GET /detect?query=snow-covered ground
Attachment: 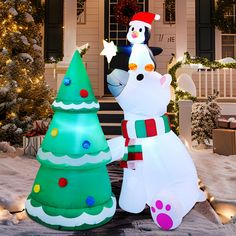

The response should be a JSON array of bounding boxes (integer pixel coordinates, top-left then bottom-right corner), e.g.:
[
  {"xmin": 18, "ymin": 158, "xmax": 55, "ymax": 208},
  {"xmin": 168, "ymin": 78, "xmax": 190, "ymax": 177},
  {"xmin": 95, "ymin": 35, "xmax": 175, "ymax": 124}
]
[
  {"xmin": 0, "ymin": 147, "xmax": 235, "ymax": 235},
  {"xmin": 190, "ymin": 147, "xmax": 236, "ymax": 224}
]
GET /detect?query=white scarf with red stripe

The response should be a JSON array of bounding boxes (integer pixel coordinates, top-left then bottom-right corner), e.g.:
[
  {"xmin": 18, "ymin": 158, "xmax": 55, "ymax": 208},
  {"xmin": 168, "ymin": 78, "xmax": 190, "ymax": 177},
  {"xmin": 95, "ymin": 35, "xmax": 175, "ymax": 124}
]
[{"xmin": 120, "ymin": 114, "xmax": 171, "ymax": 169}]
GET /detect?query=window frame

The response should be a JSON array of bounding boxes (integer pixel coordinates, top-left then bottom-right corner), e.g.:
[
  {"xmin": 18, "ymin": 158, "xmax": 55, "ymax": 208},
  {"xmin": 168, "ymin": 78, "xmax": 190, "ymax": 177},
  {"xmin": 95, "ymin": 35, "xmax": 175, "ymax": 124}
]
[{"xmin": 221, "ymin": 33, "xmax": 236, "ymax": 59}]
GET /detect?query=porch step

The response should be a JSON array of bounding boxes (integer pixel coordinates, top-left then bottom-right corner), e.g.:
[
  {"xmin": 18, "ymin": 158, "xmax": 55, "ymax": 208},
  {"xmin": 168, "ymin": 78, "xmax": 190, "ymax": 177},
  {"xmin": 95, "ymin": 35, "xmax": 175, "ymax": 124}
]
[
  {"xmin": 99, "ymin": 98, "xmax": 122, "ymax": 111},
  {"xmin": 98, "ymin": 98, "xmax": 123, "ymax": 139}
]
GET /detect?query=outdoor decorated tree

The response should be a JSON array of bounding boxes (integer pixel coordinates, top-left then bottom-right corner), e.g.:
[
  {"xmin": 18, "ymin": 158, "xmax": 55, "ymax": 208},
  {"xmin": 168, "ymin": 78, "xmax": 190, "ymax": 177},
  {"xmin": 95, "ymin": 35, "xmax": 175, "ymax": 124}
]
[
  {"xmin": 192, "ymin": 92, "xmax": 221, "ymax": 147},
  {"xmin": 0, "ymin": 0, "xmax": 53, "ymax": 145},
  {"xmin": 25, "ymin": 51, "xmax": 116, "ymax": 230}
]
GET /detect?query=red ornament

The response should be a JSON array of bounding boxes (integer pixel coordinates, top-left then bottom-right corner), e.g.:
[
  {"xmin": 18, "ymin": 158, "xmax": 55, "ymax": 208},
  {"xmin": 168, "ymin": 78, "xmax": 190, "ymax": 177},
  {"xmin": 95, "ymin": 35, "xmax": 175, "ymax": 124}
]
[
  {"xmin": 58, "ymin": 178, "xmax": 68, "ymax": 187},
  {"xmin": 80, "ymin": 89, "xmax": 89, "ymax": 98}
]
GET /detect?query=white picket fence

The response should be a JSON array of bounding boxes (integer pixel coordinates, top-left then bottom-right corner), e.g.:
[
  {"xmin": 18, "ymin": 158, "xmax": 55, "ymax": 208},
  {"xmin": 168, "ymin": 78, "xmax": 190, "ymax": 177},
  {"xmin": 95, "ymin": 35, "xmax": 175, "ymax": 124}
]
[{"xmin": 192, "ymin": 68, "xmax": 236, "ymax": 100}]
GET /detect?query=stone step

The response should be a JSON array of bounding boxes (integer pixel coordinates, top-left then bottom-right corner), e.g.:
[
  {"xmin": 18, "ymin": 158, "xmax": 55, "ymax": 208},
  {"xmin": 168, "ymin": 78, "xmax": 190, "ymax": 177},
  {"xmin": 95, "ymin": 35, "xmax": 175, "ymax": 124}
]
[
  {"xmin": 98, "ymin": 113, "xmax": 124, "ymax": 124},
  {"xmin": 102, "ymin": 124, "xmax": 122, "ymax": 136},
  {"xmin": 98, "ymin": 98, "xmax": 122, "ymax": 111}
]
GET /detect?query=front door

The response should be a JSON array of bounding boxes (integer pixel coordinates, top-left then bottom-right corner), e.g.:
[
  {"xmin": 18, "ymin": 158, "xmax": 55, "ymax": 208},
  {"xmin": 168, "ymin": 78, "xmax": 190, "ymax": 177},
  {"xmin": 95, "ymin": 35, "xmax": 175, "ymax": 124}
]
[{"xmin": 104, "ymin": 0, "xmax": 148, "ymax": 95}]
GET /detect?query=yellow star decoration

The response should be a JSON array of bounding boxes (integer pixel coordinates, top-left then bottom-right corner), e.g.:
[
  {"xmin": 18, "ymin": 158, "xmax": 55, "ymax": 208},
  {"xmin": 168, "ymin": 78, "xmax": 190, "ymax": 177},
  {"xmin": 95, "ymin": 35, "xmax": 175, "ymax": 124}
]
[{"xmin": 100, "ymin": 40, "xmax": 117, "ymax": 63}]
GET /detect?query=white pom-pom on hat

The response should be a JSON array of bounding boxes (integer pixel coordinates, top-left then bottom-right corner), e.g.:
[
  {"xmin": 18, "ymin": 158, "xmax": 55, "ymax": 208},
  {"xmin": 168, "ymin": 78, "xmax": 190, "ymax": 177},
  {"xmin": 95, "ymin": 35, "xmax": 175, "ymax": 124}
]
[{"xmin": 155, "ymin": 14, "xmax": 161, "ymax": 21}]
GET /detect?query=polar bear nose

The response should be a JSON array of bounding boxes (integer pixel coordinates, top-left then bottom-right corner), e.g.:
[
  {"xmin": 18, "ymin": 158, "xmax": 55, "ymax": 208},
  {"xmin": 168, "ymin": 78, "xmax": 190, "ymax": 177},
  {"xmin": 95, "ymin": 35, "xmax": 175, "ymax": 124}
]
[{"xmin": 136, "ymin": 74, "xmax": 144, "ymax": 81}]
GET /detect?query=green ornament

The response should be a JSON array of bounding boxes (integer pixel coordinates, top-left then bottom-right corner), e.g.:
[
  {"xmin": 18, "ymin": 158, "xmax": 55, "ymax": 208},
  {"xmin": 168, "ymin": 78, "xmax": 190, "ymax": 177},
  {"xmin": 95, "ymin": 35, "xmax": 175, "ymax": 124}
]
[{"xmin": 25, "ymin": 50, "xmax": 116, "ymax": 230}]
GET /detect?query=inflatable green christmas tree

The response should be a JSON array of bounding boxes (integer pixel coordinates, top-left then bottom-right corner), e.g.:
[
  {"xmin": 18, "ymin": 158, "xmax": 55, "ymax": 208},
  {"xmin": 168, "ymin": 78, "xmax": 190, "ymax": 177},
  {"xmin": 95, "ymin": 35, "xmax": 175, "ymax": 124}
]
[{"xmin": 25, "ymin": 51, "xmax": 116, "ymax": 230}]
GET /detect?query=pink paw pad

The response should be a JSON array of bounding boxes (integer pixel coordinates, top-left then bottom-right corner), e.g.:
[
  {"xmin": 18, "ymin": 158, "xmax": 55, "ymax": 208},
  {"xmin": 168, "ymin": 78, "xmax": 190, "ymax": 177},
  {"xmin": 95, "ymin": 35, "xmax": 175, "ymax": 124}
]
[{"xmin": 151, "ymin": 200, "xmax": 173, "ymax": 230}]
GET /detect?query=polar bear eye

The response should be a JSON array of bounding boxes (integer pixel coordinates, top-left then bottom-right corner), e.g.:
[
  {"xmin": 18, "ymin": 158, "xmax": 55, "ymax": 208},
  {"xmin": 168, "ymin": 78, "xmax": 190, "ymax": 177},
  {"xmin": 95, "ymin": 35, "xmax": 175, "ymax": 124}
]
[
  {"xmin": 131, "ymin": 27, "xmax": 134, "ymax": 31},
  {"xmin": 139, "ymin": 28, "xmax": 142, "ymax": 32}
]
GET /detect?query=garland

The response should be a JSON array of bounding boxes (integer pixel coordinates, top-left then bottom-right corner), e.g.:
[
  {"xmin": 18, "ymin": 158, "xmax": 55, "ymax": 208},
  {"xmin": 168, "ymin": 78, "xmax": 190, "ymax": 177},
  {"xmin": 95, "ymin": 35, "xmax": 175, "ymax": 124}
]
[
  {"xmin": 213, "ymin": 0, "xmax": 236, "ymax": 33},
  {"xmin": 168, "ymin": 59, "xmax": 196, "ymax": 134},
  {"xmin": 114, "ymin": 0, "xmax": 140, "ymax": 26},
  {"xmin": 168, "ymin": 52, "xmax": 236, "ymax": 133}
]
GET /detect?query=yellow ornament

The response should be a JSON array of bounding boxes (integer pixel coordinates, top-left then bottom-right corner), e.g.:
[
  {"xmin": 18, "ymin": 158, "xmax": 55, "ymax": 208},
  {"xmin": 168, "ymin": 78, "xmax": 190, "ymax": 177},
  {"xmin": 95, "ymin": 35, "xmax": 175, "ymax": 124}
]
[
  {"xmin": 34, "ymin": 184, "xmax": 40, "ymax": 193},
  {"xmin": 51, "ymin": 128, "xmax": 59, "ymax": 137}
]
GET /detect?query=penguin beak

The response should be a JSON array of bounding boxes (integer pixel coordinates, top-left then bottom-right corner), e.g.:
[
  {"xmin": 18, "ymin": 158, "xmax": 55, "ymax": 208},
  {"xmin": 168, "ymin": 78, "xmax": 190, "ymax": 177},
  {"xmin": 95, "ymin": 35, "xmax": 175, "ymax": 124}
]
[{"xmin": 131, "ymin": 31, "xmax": 139, "ymax": 39}]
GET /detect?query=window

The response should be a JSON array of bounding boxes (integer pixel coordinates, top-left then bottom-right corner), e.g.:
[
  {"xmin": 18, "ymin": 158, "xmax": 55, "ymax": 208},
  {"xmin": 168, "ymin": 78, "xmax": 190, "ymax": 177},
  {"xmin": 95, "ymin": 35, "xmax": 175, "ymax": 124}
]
[
  {"xmin": 222, "ymin": 34, "xmax": 236, "ymax": 59},
  {"xmin": 163, "ymin": 0, "xmax": 175, "ymax": 24},
  {"xmin": 77, "ymin": 0, "xmax": 86, "ymax": 24},
  {"xmin": 44, "ymin": 0, "xmax": 63, "ymax": 61},
  {"xmin": 224, "ymin": 2, "xmax": 236, "ymax": 22},
  {"xmin": 221, "ymin": 3, "xmax": 236, "ymax": 59}
]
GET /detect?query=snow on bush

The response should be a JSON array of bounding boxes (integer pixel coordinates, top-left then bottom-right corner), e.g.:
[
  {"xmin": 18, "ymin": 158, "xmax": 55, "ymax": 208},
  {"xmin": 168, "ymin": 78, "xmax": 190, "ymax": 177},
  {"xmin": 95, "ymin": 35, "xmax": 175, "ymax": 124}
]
[
  {"xmin": 0, "ymin": 142, "xmax": 16, "ymax": 153},
  {"xmin": 192, "ymin": 92, "xmax": 221, "ymax": 147}
]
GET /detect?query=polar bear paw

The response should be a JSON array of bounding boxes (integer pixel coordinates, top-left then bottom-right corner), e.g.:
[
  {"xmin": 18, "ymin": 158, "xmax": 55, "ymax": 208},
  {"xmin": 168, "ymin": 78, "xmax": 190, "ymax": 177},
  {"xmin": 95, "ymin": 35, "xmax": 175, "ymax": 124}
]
[{"xmin": 150, "ymin": 199, "xmax": 182, "ymax": 230}]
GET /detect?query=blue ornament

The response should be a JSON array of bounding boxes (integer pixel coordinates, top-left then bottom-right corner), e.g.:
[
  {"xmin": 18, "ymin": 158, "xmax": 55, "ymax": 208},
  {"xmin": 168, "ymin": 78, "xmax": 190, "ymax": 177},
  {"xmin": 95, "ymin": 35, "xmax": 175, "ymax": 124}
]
[
  {"xmin": 82, "ymin": 140, "xmax": 91, "ymax": 149},
  {"xmin": 86, "ymin": 196, "xmax": 95, "ymax": 207},
  {"xmin": 63, "ymin": 77, "xmax": 71, "ymax": 86}
]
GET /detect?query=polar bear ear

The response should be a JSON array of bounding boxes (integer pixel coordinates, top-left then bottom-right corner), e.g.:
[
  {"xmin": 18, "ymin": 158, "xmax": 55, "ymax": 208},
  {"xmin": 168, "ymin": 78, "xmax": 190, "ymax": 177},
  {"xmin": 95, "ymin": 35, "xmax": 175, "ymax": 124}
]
[{"xmin": 160, "ymin": 74, "xmax": 172, "ymax": 88}]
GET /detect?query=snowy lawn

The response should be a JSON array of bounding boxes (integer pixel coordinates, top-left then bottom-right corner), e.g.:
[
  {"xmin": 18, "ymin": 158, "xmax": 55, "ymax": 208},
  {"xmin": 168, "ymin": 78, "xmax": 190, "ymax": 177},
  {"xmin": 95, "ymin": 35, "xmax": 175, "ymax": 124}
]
[
  {"xmin": 0, "ymin": 148, "xmax": 236, "ymax": 236},
  {"xmin": 190, "ymin": 147, "xmax": 236, "ymax": 224}
]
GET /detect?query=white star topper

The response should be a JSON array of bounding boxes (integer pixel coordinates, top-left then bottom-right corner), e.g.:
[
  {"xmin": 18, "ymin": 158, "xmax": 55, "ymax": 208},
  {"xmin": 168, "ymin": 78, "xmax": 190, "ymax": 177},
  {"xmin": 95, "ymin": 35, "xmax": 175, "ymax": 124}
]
[{"xmin": 100, "ymin": 40, "xmax": 117, "ymax": 63}]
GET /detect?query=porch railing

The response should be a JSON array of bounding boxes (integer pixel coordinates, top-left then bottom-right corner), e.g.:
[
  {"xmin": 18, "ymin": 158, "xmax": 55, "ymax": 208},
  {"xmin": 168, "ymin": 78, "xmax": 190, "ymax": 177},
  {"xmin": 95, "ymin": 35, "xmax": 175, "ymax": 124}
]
[{"xmin": 192, "ymin": 68, "xmax": 236, "ymax": 100}]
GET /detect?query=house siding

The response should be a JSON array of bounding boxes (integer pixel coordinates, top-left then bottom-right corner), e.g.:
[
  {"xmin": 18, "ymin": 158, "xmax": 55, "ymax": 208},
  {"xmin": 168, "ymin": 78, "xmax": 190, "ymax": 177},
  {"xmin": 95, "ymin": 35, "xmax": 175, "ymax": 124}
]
[
  {"xmin": 149, "ymin": 0, "xmax": 176, "ymax": 74},
  {"xmin": 150, "ymin": 0, "xmax": 196, "ymax": 74},
  {"xmin": 187, "ymin": 0, "xmax": 196, "ymax": 55},
  {"xmin": 44, "ymin": 0, "xmax": 198, "ymax": 95},
  {"xmin": 76, "ymin": 0, "xmax": 101, "ymax": 96}
]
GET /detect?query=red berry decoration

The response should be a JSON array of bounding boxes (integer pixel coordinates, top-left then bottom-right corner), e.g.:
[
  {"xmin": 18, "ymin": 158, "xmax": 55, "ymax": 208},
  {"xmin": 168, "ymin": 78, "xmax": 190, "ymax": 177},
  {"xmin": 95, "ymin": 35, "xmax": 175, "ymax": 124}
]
[
  {"xmin": 58, "ymin": 178, "xmax": 68, "ymax": 187},
  {"xmin": 80, "ymin": 89, "xmax": 89, "ymax": 98}
]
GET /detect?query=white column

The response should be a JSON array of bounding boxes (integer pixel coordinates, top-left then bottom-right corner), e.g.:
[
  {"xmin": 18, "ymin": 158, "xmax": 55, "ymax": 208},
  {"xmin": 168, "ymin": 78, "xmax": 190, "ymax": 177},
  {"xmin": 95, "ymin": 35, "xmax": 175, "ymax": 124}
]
[
  {"xmin": 178, "ymin": 100, "xmax": 193, "ymax": 148},
  {"xmin": 175, "ymin": 0, "xmax": 187, "ymax": 60},
  {"xmin": 63, "ymin": 0, "xmax": 77, "ymax": 63},
  {"xmin": 98, "ymin": 0, "xmax": 105, "ymax": 97},
  {"xmin": 215, "ymin": 28, "xmax": 222, "ymax": 60}
]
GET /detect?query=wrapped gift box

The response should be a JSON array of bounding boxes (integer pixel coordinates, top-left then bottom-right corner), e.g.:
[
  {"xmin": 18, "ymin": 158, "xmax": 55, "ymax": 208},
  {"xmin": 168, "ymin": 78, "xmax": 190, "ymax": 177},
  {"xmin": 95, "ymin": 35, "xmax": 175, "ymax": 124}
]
[
  {"xmin": 217, "ymin": 119, "xmax": 230, "ymax": 129},
  {"xmin": 217, "ymin": 117, "xmax": 236, "ymax": 129},
  {"xmin": 213, "ymin": 129, "xmax": 236, "ymax": 156},
  {"xmin": 23, "ymin": 135, "xmax": 45, "ymax": 156},
  {"xmin": 33, "ymin": 119, "xmax": 50, "ymax": 130},
  {"xmin": 23, "ymin": 119, "xmax": 49, "ymax": 156},
  {"xmin": 230, "ymin": 121, "xmax": 236, "ymax": 129}
]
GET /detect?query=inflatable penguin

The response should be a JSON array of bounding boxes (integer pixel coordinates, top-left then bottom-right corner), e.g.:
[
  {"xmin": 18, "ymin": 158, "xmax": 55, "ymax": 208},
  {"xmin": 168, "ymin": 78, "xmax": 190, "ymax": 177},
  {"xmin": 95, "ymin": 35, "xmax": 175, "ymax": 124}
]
[
  {"xmin": 105, "ymin": 12, "xmax": 163, "ymax": 96},
  {"xmin": 126, "ymin": 12, "xmax": 161, "ymax": 73},
  {"xmin": 103, "ymin": 12, "xmax": 206, "ymax": 231}
]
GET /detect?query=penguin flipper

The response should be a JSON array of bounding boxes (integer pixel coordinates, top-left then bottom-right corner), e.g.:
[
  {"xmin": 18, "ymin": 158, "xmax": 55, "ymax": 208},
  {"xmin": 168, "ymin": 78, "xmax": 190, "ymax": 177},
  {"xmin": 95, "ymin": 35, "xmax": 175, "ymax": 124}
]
[
  {"xmin": 110, "ymin": 51, "xmax": 130, "ymax": 72},
  {"xmin": 150, "ymin": 47, "xmax": 163, "ymax": 56}
]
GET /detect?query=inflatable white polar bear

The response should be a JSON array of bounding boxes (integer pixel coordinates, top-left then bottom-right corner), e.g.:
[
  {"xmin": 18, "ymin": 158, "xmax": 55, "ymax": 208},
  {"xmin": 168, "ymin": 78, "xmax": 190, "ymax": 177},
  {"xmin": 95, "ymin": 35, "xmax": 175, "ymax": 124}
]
[{"xmin": 107, "ymin": 69, "xmax": 206, "ymax": 230}]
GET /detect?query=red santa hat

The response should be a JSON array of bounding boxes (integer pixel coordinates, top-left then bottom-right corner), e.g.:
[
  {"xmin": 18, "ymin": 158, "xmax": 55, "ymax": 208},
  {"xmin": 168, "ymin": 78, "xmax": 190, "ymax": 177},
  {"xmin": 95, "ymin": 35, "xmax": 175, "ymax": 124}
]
[{"xmin": 129, "ymin": 12, "xmax": 160, "ymax": 29}]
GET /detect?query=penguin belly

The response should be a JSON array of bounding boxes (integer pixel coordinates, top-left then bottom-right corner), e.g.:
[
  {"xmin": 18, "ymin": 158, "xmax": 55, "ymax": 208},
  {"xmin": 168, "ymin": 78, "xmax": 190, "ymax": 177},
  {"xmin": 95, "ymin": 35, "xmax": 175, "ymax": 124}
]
[{"xmin": 129, "ymin": 44, "xmax": 154, "ymax": 71}]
